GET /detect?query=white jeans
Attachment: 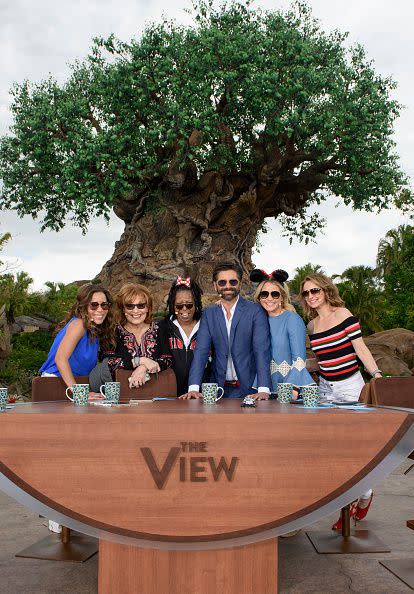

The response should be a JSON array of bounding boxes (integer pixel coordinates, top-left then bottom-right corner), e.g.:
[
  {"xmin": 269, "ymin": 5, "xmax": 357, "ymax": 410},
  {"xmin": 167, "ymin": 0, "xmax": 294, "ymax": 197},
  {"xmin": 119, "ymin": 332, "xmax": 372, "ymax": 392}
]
[
  {"xmin": 319, "ymin": 371, "xmax": 365, "ymax": 403},
  {"xmin": 319, "ymin": 371, "xmax": 371, "ymax": 499}
]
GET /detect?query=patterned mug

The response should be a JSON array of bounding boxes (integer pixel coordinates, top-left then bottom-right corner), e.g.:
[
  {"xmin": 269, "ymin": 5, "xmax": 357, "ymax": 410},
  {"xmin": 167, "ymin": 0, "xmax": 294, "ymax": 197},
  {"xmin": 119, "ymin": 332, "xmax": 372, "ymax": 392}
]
[
  {"xmin": 66, "ymin": 384, "xmax": 90, "ymax": 406},
  {"xmin": 277, "ymin": 383, "xmax": 293, "ymax": 404},
  {"xmin": 301, "ymin": 384, "xmax": 319, "ymax": 407},
  {"xmin": 0, "ymin": 387, "xmax": 8, "ymax": 412},
  {"xmin": 100, "ymin": 381, "xmax": 121, "ymax": 404},
  {"xmin": 201, "ymin": 383, "xmax": 224, "ymax": 404}
]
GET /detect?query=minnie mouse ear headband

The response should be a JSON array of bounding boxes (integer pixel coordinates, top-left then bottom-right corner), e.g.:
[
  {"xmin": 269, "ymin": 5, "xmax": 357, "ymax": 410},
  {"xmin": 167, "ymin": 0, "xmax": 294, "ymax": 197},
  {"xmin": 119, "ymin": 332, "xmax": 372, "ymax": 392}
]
[{"xmin": 249, "ymin": 269, "xmax": 289, "ymax": 284}]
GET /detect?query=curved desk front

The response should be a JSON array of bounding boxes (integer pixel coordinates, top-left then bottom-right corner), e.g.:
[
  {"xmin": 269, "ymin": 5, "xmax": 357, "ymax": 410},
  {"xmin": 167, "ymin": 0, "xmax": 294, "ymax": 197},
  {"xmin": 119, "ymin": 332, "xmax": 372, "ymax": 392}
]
[{"xmin": 1, "ymin": 400, "xmax": 413, "ymax": 594}]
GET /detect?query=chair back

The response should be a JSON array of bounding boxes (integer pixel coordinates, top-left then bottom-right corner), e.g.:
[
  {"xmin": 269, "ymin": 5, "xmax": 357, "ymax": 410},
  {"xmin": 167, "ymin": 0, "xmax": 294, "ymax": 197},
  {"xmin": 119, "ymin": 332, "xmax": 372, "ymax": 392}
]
[
  {"xmin": 115, "ymin": 368, "xmax": 177, "ymax": 403},
  {"xmin": 32, "ymin": 375, "xmax": 89, "ymax": 402},
  {"xmin": 359, "ymin": 376, "xmax": 414, "ymax": 408}
]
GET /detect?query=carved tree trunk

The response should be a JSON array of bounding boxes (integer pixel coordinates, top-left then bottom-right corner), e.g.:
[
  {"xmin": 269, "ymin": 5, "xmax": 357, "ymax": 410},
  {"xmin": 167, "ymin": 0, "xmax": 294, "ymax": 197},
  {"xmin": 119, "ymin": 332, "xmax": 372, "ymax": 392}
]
[
  {"xmin": 97, "ymin": 172, "xmax": 268, "ymax": 309},
  {"xmin": 97, "ymin": 135, "xmax": 320, "ymax": 309}
]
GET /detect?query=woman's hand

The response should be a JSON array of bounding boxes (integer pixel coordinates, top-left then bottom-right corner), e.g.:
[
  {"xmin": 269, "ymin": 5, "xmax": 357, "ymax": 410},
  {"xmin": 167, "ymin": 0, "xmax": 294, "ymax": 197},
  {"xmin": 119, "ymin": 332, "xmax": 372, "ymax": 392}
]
[
  {"xmin": 128, "ymin": 365, "xmax": 148, "ymax": 388},
  {"xmin": 139, "ymin": 357, "xmax": 160, "ymax": 374},
  {"xmin": 89, "ymin": 391, "xmax": 105, "ymax": 401}
]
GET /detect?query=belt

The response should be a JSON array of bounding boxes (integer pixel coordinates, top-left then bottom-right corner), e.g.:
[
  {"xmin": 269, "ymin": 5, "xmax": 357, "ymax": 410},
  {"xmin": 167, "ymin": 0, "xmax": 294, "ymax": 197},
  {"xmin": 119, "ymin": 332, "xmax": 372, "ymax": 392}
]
[{"xmin": 224, "ymin": 380, "xmax": 240, "ymax": 388}]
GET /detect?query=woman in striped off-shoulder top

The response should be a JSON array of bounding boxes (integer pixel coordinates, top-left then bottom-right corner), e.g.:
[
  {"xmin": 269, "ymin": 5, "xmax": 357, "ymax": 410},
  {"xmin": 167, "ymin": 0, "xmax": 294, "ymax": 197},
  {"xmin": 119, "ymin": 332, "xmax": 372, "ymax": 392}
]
[{"xmin": 299, "ymin": 272, "xmax": 382, "ymax": 530}]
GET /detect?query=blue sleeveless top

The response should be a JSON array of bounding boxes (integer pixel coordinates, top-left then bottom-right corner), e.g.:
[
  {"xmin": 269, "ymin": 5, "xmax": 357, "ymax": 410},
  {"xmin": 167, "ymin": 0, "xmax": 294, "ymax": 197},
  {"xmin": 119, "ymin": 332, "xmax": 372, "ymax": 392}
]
[{"xmin": 39, "ymin": 318, "xmax": 99, "ymax": 377}]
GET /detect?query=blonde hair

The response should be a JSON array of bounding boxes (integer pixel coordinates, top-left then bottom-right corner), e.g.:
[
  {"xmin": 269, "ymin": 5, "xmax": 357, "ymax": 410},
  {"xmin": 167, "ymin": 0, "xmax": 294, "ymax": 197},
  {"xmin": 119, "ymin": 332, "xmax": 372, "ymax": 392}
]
[
  {"xmin": 116, "ymin": 283, "xmax": 153, "ymax": 326},
  {"xmin": 300, "ymin": 273, "xmax": 344, "ymax": 319},
  {"xmin": 253, "ymin": 279, "xmax": 295, "ymax": 312}
]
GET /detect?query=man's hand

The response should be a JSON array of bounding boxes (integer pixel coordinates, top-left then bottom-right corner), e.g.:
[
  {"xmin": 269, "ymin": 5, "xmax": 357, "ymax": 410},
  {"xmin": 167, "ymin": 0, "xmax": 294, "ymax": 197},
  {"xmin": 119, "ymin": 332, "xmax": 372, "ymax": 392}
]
[
  {"xmin": 179, "ymin": 391, "xmax": 202, "ymax": 400},
  {"xmin": 252, "ymin": 392, "xmax": 270, "ymax": 401}
]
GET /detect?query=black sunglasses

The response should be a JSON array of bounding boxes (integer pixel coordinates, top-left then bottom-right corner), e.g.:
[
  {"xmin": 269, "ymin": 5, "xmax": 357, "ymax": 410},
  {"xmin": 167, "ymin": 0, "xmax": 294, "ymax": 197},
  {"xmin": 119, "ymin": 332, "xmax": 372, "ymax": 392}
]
[
  {"xmin": 301, "ymin": 287, "xmax": 322, "ymax": 298},
  {"xmin": 259, "ymin": 290, "xmax": 281, "ymax": 300},
  {"xmin": 175, "ymin": 303, "xmax": 194, "ymax": 311},
  {"xmin": 89, "ymin": 301, "xmax": 111, "ymax": 310},
  {"xmin": 217, "ymin": 279, "xmax": 239, "ymax": 287},
  {"xmin": 125, "ymin": 302, "xmax": 147, "ymax": 310}
]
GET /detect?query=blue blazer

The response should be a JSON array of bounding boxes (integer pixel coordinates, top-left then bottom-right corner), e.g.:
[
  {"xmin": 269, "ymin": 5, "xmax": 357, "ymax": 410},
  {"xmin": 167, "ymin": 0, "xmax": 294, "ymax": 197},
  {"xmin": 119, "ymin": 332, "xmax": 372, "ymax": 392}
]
[{"xmin": 188, "ymin": 297, "xmax": 271, "ymax": 398}]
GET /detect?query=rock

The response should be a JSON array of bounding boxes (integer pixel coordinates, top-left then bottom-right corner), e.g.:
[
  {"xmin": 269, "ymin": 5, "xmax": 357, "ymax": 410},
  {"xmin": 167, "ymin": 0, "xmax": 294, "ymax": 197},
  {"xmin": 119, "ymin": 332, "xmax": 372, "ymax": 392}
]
[
  {"xmin": 364, "ymin": 328, "xmax": 414, "ymax": 376},
  {"xmin": 12, "ymin": 315, "xmax": 54, "ymax": 334},
  {"xmin": 0, "ymin": 305, "xmax": 12, "ymax": 371}
]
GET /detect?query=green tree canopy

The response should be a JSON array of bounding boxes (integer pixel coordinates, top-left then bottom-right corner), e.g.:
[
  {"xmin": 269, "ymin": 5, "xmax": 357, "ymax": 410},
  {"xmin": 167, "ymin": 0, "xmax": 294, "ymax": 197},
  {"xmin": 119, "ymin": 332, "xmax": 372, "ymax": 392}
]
[
  {"xmin": 379, "ymin": 225, "xmax": 414, "ymax": 331},
  {"xmin": 333, "ymin": 265, "xmax": 382, "ymax": 335},
  {"xmin": 289, "ymin": 262, "xmax": 325, "ymax": 296},
  {"xmin": 0, "ymin": 0, "xmax": 410, "ymax": 295}
]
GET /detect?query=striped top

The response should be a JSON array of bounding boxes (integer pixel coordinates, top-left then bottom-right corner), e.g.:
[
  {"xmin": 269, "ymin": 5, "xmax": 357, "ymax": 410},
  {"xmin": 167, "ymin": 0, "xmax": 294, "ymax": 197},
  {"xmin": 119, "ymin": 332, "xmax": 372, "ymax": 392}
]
[{"xmin": 309, "ymin": 316, "xmax": 362, "ymax": 382}]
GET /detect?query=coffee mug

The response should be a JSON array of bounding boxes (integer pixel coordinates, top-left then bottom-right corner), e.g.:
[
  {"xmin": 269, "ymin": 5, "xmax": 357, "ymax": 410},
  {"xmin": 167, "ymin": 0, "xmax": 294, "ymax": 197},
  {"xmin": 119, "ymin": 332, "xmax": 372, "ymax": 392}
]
[
  {"xmin": 201, "ymin": 383, "xmax": 224, "ymax": 404},
  {"xmin": 66, "ymin": 384, "xmax": 90, "ymax": 406},
  {"xmin": 100, "ymin": 381, "xmax": 120, "ymax": 404},
  {"xmin": 0, "ymin": 387, "xmax": 8, "ymax": 412},
  {"xmin": 301, "ymin": 384, "xmax": 319, "ymax": 407},
  {"xmin": 277, "ymin": 383, "xmax": 293, "ymax": 404}
]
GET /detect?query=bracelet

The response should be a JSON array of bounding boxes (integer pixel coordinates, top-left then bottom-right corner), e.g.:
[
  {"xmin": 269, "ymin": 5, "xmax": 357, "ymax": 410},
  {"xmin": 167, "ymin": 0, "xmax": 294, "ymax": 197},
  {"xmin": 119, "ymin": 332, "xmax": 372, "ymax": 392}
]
[{"xmin": 370, "ymin": 369, "xmax": 383, "ymax": 378}]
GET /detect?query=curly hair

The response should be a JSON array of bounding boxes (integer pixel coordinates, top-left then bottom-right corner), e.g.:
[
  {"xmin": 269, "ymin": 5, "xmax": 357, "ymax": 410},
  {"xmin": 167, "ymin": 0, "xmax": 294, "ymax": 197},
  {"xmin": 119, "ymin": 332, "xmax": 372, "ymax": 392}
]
[
  {"xmin": 59, "ymin": 283, "xmax": 115, "ymax": 351},
  {"xmin": 116, "ymin": 283, "xmax": 153, "ymax": 326},
  {"xmin": 166, "ymin": 278, "xmax": 203, "ymax": 321},
  {"xmin": 300, "ymin": 273, "xmax": 345, "ymax": 319},
  {"xmin": 253, "ymin": 279, "xmax": 295, "ymax": 312}
]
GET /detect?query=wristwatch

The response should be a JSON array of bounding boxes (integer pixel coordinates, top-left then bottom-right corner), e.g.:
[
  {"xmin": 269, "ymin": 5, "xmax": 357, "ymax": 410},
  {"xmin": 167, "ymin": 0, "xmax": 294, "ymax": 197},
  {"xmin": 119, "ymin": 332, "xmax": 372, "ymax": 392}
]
[{"xmin": 133, "ymin": 356, "xmax": 140, "ymax": 368}]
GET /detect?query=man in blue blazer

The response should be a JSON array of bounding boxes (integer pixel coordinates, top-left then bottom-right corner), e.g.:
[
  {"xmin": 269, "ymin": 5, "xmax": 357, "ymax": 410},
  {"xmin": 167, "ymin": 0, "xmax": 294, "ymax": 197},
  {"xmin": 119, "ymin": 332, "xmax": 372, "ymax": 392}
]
[{"xmin": 182, "ymin": 262, "xmax": 271, "ymax": 399}]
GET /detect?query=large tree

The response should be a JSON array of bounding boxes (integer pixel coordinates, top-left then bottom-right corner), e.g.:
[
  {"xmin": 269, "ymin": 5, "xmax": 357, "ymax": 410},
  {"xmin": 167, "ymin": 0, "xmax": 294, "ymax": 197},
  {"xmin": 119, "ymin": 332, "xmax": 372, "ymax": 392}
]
[{"xmin": 0, "ymin": 1, "xmax": 409, "ymax": 304}]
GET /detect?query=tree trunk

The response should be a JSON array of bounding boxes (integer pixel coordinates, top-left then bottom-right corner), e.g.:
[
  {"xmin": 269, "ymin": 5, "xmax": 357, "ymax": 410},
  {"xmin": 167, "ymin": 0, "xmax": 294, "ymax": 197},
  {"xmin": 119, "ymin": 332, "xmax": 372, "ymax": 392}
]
[{"xmin": 97, "ymin": 172, "xmax": 265, "ymax": 310}]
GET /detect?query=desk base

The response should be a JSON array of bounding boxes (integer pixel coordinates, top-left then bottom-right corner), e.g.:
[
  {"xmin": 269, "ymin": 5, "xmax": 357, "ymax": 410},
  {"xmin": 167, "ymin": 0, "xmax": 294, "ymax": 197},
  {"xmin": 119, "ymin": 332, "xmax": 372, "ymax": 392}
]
[
  {"xmin": 15, "ymin": 531, "xmax": 98, "ymax": 562},
  {"xmin": 306, "ymin": 530, "xmax": 390, "ymax": 554},
  {"xmin": 380, "ymin": 559, "xmax": 414, "ymax": 590},
  {"xmin": 99, "ymin": 538, "xmax": 278, "ymax": 594}
]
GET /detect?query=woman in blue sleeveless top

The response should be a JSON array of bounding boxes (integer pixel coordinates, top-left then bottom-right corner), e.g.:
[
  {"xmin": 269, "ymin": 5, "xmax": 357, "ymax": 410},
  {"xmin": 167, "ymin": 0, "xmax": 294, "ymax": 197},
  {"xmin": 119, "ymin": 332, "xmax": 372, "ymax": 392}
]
[{"xmin": 40, "ymin": 283, "xmax": 115, "ymax": 399}]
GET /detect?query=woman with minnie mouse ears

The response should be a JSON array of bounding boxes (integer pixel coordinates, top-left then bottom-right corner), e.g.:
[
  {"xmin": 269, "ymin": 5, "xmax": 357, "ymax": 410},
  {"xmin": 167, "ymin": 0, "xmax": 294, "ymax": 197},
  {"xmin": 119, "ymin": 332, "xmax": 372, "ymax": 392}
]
[{"xmin": 250, "ymin": 268, "xmax": 313, "ymax": 399}]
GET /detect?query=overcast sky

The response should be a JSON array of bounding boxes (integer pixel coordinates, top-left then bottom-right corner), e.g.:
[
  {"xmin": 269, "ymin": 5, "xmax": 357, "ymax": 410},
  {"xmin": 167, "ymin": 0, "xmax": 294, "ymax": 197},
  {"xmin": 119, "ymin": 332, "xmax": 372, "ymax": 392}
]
[{"xmin": 0, "ymin": 0, "xmax": 412, "ymax": 289}]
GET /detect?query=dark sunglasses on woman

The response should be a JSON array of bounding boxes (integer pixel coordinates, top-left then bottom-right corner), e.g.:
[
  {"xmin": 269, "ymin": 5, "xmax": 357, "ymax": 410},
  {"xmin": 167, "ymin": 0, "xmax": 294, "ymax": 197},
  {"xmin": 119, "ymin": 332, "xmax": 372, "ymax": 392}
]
[
  {"xmin": 301, "ymin": 287, "xmax": 322, "ymax": 298},
  {"xmin": 259, "ymin": 290, "xmax": 281, "ymax": 300},
  {"xmin": 175, "ymin": 303, "xmax": 194, "ymax": 311},
  {"xmin": 89, "ymin": 301, "xmax": 111, "ymax": 310},
  {"xmin": 125, "ymin": 302, "xmax": 147, "ymax": 310}
]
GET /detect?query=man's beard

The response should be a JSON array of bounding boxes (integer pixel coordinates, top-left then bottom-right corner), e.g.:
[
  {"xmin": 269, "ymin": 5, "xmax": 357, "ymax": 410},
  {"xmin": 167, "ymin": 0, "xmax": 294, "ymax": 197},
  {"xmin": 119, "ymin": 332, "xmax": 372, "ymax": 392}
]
[{"xmin": 218, "ymin": 288, "xmax": 239, "ymax": 301}]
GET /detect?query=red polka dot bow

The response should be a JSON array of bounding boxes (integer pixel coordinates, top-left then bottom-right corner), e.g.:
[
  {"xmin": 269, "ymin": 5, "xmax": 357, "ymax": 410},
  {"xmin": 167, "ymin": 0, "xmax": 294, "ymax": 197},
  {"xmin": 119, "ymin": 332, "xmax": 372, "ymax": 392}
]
[{"xmin": 176, "ymin": 276, "xmax": 191, "ymax": 287}]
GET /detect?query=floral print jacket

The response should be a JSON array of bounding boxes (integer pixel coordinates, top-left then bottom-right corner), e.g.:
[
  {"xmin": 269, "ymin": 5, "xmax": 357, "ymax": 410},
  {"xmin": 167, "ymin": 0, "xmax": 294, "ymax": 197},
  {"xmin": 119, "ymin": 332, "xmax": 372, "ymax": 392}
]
[{"xmin": 104, "ymin": 323, "xmax": 172, "ymax": 379}]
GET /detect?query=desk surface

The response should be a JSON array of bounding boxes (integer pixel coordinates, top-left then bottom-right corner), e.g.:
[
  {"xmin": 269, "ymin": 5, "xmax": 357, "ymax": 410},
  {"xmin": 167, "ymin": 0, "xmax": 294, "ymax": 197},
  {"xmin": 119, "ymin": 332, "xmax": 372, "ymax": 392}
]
[{"xmin": 1, "ymin": 400, "xmax": 413, "ymax": 548}]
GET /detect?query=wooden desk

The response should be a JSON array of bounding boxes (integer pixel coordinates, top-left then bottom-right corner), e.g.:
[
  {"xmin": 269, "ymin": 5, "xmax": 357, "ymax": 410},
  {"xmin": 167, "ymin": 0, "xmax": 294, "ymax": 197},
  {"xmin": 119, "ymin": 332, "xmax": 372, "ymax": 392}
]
[{"xmin": 1, "ymin": 401, "xmax": 414, "ymax": 594}]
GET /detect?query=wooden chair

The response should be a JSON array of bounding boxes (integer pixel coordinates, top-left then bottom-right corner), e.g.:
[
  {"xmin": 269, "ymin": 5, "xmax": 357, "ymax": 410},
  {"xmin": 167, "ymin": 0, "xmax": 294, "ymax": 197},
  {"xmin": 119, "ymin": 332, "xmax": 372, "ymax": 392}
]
[
  {"xmin": 359, "ymin": 376, "xmax": 414, "ymax": 408},
  {"xmin": 32, "ymin": 375, "xmax": 89, "ymax": 402},
  {"xmin": 115, "ymin": 367, "xmax": 177, "ymax": 401}
]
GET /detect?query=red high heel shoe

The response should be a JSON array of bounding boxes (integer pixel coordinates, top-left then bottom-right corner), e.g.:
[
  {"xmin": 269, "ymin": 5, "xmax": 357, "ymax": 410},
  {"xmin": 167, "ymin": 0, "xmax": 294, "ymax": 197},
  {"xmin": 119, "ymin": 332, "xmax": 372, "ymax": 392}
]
[
  {"xmin": 331, "ymin": 501, "xmax": 358, "ymax": 531},
  {"xmin": 354, "ymin": 492, "xmax": 373, "ymax": 521}
]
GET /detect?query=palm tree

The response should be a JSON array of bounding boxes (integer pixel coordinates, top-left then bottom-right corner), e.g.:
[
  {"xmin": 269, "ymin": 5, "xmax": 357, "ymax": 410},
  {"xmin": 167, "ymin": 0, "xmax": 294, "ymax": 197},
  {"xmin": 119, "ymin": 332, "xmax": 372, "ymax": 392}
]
[
  {"xmin": 289, "ymin": 263, "xmax": 325, "ymax": 296},
  {"xmin": 0, "ymin": 232, "xmax": 12, "ymax": 274},
  {"xmin": 333, "ymin": 266, "xmax": 382, "ymax": 335},
  {"xmin": 376, "ymin": 225, "xmax": 414, "ymax": 278},
  {"xmin": 0, "ymin": 271, "xmax": 34, "ymax": 324}
]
